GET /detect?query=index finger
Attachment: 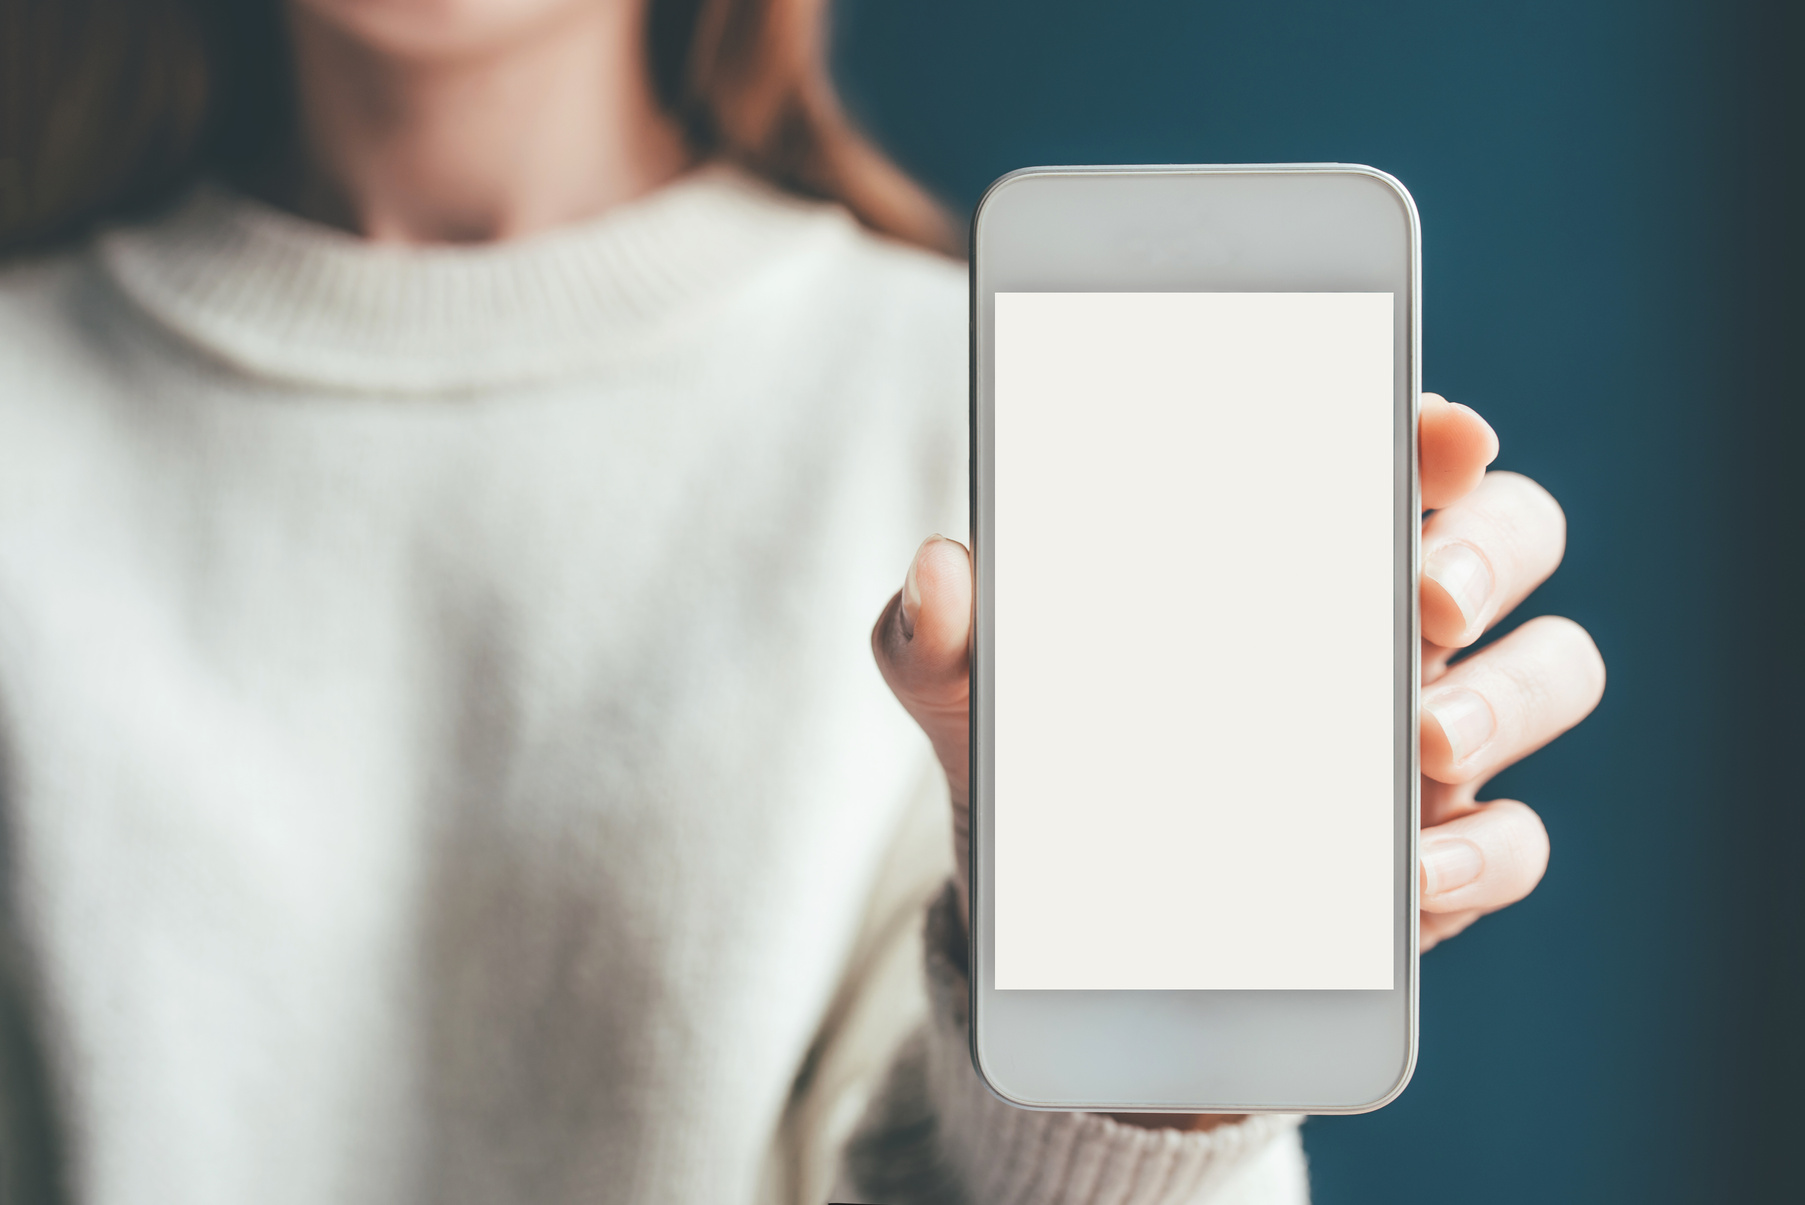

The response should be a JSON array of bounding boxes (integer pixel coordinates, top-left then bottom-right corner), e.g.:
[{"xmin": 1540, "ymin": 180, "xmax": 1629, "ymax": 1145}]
[{"xmin": 1421, "ymin": 393, "xmax": 1500, "ymax": 511}]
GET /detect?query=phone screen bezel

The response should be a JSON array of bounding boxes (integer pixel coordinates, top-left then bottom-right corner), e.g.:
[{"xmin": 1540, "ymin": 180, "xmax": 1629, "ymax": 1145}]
[{"xmin": 969, "ymin": 164, "xmax": 1421, "ymax": 1113}]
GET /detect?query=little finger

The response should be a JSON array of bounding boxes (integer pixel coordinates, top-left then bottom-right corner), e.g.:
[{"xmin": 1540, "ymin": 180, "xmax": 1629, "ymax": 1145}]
[{"xmin": 1419, "ymin": 798, "xmax": 1550, "ymax": 914}]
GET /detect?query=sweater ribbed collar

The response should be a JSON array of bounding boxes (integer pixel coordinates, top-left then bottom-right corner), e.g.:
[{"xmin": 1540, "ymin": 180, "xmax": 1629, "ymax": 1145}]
[{"xmin": 95, "ymin": 164, "xmax": 851, "ymax": 393}]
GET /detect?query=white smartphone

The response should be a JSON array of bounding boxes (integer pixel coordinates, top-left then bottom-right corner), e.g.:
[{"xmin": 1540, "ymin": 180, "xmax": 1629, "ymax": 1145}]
[{"xmin": 969, "ymin": 164, "xmax": 1420, "ymax": 1113}]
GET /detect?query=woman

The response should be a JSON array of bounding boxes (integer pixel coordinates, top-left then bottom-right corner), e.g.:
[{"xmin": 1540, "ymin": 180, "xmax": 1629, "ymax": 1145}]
[{"xmin": 0, "ymin": 1, "xmax": 1604, "ymax": 1202}]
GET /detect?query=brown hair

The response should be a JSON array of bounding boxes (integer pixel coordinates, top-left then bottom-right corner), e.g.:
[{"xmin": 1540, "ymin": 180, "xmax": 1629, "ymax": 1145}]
[{"xmin": 0, "ymin": 0, "xmax": 952, "ymax": 257}]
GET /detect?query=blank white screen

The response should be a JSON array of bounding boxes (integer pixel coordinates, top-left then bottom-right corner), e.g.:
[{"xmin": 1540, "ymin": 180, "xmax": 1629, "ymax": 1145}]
[{"xmin": 993, "ymin": 292, "xmax": 1395, "ymax": 991}]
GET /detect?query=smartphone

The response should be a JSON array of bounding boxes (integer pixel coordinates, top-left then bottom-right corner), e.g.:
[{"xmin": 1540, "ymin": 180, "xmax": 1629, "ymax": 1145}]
[{"xmin": 969, "ymin": 165, "xmax": 1419, "ymax": 1113}]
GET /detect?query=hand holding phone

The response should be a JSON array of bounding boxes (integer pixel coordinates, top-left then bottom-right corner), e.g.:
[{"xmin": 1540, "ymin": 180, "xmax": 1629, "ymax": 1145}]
[{"xmin": 872, "ymin": 167, "xmax": 1603, "ymax": 1115}]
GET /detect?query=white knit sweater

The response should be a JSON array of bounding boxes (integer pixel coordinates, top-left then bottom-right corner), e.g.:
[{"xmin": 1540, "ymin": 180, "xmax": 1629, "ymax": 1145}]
[{"xmin": 0, "ymin": 166, "xmax": 1307, "ymax": 1205}]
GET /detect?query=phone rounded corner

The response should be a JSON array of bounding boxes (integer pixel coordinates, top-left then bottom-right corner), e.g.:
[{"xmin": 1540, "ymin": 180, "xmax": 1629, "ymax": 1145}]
[
  {"xmin": 1336, "ymin": 165, "xmax": 1421, "ymax": 232},
  {"xmin": 967, "ymin": 1027, "xmax": 1044, "ymax": 1112},
  {"xmin": 1340, "ymin": 1040, "xmax": 1421, "ymax": 1115},
  {"xmin": 969, "ymin": 167, "xmax": 1055, "ymax": 253}
]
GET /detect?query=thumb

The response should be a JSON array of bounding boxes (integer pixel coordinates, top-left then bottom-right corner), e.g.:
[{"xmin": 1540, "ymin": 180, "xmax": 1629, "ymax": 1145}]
[{"xmin": 872, "ymin": 535, "xmax": 972, "ymax": 787}]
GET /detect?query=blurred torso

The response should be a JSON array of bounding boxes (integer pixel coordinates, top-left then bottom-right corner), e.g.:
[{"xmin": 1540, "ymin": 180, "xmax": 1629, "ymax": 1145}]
[{"xmin": 0, "ymin": 168, "xmax": 964, "ymax": 1204}]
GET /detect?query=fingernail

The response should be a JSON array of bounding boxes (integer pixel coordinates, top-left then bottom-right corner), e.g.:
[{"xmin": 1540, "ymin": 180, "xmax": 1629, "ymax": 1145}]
[
  {"xmin": 900, "ymin": 535, "xmax": 942, "ymax": 640},
  {"xmin": 1423, "ymin": 687, "xmax": 1497, "ymax": 763},
  {"xmin": 1420, "ymin": 838, "xmax": 1485, "ymax": 898},
  {"xmin": 1423, "ymin": 542, "xmax": 1493, "ymax": 633}
]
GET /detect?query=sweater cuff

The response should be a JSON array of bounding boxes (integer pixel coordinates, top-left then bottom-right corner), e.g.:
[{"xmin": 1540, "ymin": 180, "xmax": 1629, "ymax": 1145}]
[{"xmin": 918, "ymin": 885, "xmax": 1307, "ymax": 1205}]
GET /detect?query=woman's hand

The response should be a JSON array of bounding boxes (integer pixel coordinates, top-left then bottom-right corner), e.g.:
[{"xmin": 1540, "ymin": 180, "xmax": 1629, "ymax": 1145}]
[
  {"xmin": 1409, "ymin": 395, "xmax": 1605, "ymax": 948},
  {"xmin": 872, "ymin": 395, "xmax": 1602, "ymax": 1131},
  {"xmin": 866, "ymin": 395, "xmax": 1602, "ymax": 952},
  {"xmin": 871, "ymin": 394, "xmax": 1603, "ymax": 954}
]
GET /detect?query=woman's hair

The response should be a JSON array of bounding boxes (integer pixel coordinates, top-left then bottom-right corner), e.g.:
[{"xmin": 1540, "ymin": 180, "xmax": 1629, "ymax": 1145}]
[{"xmin": 0, "ymin": 0, "xmax": 951, "ymax": 256}]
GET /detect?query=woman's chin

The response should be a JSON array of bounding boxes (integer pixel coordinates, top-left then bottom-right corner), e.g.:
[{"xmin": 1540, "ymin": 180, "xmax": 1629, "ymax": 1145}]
[{"xmin": 289, "ymin": 0, "xmax": 608, "ymax": 62}]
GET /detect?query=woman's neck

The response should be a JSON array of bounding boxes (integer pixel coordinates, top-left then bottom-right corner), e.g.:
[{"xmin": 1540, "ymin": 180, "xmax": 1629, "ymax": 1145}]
[{"xmin": 276, "ymin": 1, "xmax": 692, "ymax": 244}]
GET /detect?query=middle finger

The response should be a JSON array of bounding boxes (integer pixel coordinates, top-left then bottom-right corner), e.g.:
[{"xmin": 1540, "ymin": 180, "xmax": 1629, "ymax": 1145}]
[{"xmin": 1421, "ymin": 470, "xmax": 1567, "ymax": 655}]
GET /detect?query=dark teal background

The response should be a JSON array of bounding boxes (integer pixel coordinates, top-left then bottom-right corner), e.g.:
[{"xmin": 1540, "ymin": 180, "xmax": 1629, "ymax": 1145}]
[{"xmin": 835, "ymin": 2, "xmax": 1804, "ymax": 1199}]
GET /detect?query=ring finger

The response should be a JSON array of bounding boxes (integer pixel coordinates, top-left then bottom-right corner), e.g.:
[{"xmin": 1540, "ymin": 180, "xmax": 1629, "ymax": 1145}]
[{"xmin": 1420, "ymin": 614, "xmax": 1606, "ymax": 789}]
